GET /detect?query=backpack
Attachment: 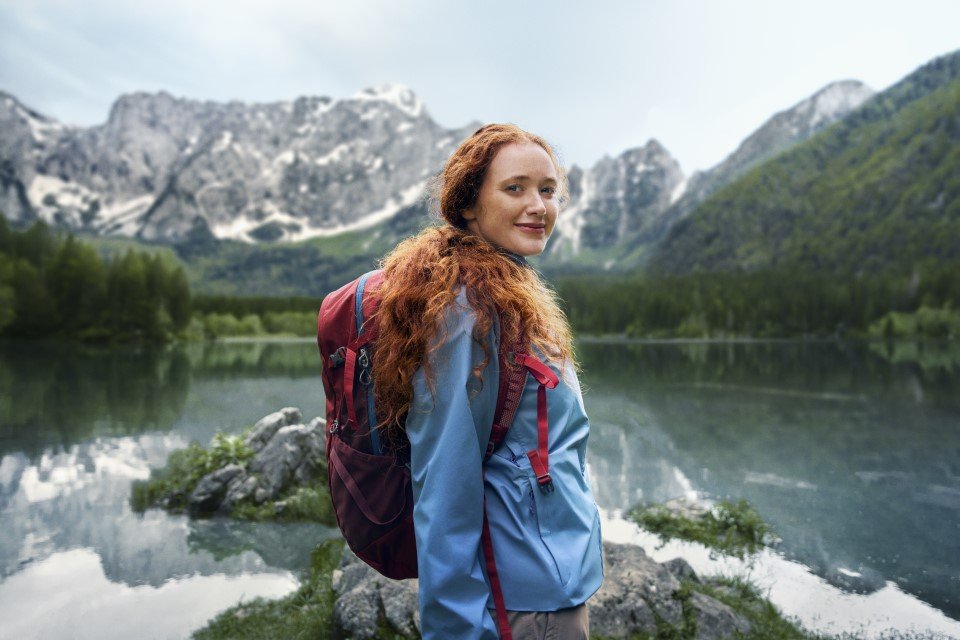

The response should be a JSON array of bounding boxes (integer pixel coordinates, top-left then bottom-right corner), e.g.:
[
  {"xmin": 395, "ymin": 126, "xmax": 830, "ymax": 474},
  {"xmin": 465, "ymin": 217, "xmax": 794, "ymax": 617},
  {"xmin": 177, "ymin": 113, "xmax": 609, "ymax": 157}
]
[{"xmin": 317, "ymin": 268, "xmax": 559, "ymax": 638}]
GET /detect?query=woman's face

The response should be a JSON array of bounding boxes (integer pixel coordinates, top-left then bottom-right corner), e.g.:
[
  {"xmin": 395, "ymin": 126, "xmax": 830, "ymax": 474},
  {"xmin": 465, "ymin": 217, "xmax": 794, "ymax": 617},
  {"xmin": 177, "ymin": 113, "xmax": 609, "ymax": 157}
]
[{"xmin": 462, "ymin": 142, "xmax": 560, "ymax": 257}]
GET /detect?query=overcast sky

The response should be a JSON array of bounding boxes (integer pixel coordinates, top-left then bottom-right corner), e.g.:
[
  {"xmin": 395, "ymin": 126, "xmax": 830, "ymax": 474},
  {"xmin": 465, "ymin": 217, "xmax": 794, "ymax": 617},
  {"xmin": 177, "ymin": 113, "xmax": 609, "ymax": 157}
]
[{"xmin": 1, "ymin": 0, "xmax": 958, "ymax": 174}]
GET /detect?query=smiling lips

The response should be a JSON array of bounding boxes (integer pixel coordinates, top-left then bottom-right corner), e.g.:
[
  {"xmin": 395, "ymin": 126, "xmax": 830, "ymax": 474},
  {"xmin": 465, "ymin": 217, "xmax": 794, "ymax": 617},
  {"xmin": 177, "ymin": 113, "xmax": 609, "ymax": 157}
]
[{"xmin": 515, "ymin": 222, "xmax": 546, "ymax": 233}]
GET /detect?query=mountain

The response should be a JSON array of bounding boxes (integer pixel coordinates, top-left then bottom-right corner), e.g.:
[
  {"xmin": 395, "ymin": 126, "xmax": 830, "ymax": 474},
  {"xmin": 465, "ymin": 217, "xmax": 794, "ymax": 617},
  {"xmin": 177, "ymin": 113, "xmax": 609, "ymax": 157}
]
[
  {"xmin": 646, "ymin": 81, "xmax": 875, "ymax": 240},
  {"xmin": 544, "ymin": 140, "xmax": 684, "ymax": 267},
  {"xmin": 649, "ymin": 49, "xmax": 960, "ymax": 276},
  {"xmin": 538, "ymin": 80, "xmax": 873, "ymax": 273},
  {"xmin": 0, "ymin": 85, "xmax": 477, "ymax": 244},
  {"xmin": 0, "ymin": 64, "xmax": 926, "ymax": 295}
]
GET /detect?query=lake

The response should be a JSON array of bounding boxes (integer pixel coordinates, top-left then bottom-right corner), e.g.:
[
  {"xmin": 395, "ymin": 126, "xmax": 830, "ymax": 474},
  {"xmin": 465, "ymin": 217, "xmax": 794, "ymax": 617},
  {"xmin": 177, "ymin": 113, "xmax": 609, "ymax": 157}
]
[{"xmin": 0, "ymin": 339, "xmax": 958, "ymax": 639}]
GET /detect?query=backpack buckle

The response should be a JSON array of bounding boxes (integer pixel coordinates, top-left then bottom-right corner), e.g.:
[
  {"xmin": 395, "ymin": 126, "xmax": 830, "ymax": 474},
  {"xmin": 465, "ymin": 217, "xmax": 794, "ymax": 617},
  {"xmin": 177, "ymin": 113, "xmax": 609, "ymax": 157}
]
[
  {"xmin": 329, "ymin": 347, "xmax": 346, "ymax": 368},
  {"xmin": 329, "ymin": 419, "xmax": 340, "ymax": 434},
  {"xmin": 536, "ymin": 472, "xmax": 554, "ymax": 493}
]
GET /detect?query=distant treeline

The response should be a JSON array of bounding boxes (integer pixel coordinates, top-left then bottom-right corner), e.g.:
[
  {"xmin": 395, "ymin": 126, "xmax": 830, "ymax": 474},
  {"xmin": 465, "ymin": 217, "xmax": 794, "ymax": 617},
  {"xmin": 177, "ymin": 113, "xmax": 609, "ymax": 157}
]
[
  {"xmin": 0, "ymin": 219, "xmax": 191, "ymax": 340},
  {"xmin": 555, "ymin": 265, "xmax": 960, "ymax": 339},
  {"xmin": 193, "ymin": 295, "xmax": 319, "ymax": 316},
  {"xmin": 4, "ymin": 217, "xmax": 959, "ymax": 342}
]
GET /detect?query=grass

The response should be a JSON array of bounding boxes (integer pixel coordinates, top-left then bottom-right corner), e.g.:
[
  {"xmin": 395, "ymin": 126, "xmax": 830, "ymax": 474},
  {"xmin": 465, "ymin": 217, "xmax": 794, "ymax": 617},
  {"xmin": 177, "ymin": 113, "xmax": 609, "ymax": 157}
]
[
  {"xmin": 131, "ymin": 430, "xmax": 335, "ymax": 525},
  {"xmin": 690, "ymin": 576, "xmax": 822, "ymax": 640},
  {"xmin": 192, "ymin": 538, "xmax": 345, "ymax": 640},
  {"xmin": 629, "ymin": 499, "xmax": 773, "ymax": 559}
]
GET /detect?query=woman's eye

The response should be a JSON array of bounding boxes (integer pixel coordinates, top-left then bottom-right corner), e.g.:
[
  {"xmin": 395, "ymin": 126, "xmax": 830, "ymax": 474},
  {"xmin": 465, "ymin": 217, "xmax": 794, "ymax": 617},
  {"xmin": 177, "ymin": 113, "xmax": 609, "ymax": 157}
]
[
  {"xmin": 541, "ymin": 187, "xmax": 556, "ymax": 196},
  {"xmin": 506, "ymin": 185, "xmax": 521, "ymax": 192}
]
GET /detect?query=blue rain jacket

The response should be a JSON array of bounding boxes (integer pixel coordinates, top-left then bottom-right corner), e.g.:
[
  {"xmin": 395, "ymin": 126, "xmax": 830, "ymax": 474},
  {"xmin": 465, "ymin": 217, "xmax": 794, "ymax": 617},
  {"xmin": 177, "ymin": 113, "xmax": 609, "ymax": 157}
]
[{"xmin": 405, "ymin": 287, "xmax": 604, "ymax": 639}]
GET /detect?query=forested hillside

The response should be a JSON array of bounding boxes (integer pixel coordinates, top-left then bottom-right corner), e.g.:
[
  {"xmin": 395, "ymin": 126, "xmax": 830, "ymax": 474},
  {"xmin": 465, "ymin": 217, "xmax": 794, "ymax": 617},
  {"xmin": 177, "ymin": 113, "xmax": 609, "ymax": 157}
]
[
  {"xmin": 0, "ymin": 218, "xmax": 191, "ymax": 339},
  {"xmin": 650, "ymin": 49, "xmax": 960, "ymax": 276}
]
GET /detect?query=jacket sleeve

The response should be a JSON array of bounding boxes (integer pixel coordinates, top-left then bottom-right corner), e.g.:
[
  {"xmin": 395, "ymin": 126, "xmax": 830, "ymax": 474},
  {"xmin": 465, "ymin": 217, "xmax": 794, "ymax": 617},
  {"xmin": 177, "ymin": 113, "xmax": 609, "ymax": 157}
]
[{"xmin": 404, "ymin": 292, "xmax": 500, "ymax": 640}]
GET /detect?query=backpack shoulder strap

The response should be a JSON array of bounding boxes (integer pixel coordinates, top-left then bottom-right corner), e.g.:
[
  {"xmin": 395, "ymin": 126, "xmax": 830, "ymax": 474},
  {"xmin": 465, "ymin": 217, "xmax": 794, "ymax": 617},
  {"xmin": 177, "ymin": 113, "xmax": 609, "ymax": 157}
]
[
  {"xmin": 486, "ymin": 316, "xmax": 528, "ymax": 457},
  {"xmin": 483, "ymin": 315, "xmax": 525, "ymax": 640}
]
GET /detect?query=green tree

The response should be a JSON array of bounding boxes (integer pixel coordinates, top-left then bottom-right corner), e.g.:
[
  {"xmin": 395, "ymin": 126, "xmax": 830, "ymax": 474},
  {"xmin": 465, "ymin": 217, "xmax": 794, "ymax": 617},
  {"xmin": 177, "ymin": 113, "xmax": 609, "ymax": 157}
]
[
  {"xmin": 0, "ymin": 214, "xmax": 11, "ymax": 254},
  {"xmin": 0, "ymin": 254, "xmax": 15, "ymax": 332},
  {"xmin": 165, "ymin": 267, "xmax": 192, "ymax": 332},
  {"xmin": 46, "ymin": 236, "xmax": 108, "ymax": 333},
  {"xmin": 8, "ymin": 259, "xmax": 57, "ymax": 336},
  {"xmin": 16, "ymin": 220, "xmax": 57, "ymax": 269}
]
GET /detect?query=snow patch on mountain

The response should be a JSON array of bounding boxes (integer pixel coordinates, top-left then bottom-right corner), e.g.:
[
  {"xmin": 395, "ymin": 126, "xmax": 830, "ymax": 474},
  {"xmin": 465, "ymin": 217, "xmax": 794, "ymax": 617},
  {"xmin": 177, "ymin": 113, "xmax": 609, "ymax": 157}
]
[
  {"xmin": 670, "ymin": 176, "xmax": 688, "ymax": 205},
  {"xmin": 27, "ymin": 174, "xmax": 98, "ymax": 226},
  {"xmin": 352, "ymin": 84, "xmax": 424, "ymax": 118},
  {"xmin": 554, "ymin": 174, "xmax": 592, "ymax": 255},
  {"xmin": 98, "ymin": 195, "xmax": 155, "ymax": 235}
]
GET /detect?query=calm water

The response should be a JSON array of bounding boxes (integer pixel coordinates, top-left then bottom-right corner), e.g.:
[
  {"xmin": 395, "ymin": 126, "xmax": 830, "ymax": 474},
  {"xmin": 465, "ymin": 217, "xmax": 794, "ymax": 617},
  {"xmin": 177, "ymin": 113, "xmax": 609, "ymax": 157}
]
[{"xmin": 0, "ymin": 339, "xmax": 958, "ymax": 638}]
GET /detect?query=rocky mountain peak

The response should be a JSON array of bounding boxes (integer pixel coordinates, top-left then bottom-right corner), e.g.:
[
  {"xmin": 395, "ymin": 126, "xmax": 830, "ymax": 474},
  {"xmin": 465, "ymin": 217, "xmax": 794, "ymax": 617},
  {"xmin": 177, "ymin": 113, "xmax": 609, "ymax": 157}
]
[
  {"xmin": 783, "ymin": 80, "xmax": 875, "ymax": 135},
  {"xmin": 351, "ymin": 84, "xmax": 425, "ymax": 119},
  {"xmin": 2, "ymin": 85, "xmax": 472, "ymax": 243}
]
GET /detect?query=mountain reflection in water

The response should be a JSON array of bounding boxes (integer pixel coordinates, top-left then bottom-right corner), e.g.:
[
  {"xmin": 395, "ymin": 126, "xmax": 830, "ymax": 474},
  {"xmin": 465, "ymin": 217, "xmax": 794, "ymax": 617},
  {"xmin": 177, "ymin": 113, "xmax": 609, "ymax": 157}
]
[{"xmin": 0, "ymin": 338, "xmax": 957, "ymax": 637}]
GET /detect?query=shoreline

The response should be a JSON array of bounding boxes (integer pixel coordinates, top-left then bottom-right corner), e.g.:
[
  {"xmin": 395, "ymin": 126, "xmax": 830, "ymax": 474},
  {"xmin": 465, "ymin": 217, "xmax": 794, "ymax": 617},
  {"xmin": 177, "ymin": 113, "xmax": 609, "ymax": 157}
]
[{"xmin": 600, "ymin": 509, "xmax": 960, "ymax": 639}]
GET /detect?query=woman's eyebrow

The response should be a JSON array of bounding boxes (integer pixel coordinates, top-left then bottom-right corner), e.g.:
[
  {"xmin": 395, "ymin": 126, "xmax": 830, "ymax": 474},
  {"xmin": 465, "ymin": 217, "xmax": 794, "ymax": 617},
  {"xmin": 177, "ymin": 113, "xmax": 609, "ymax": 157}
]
[{"xmin": 500, "ymin": 175, "xmax": 558, "ymax": 183}]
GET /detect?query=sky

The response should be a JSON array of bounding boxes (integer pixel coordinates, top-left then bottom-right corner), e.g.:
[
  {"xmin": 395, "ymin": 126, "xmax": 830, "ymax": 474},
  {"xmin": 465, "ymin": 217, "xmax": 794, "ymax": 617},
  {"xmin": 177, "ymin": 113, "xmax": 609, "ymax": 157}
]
[{"xmin": 1, "ymin": 0, "xmax": 958, "ymax": 175}]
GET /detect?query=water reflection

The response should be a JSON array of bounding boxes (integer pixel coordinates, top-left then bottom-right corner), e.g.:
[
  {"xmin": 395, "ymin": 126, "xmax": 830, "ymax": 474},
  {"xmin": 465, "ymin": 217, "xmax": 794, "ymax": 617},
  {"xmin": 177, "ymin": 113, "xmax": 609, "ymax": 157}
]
[
  {"xmin": 0, "ymin": 340, "xmax": 323, "ymax": 456},
  {"xmin": 577, "ymin": 340, "xmax": 960, "ymax": 620},
  {"xmin": 1, "ymin": 338, "xmax": 957, "ymax": 634},
  {"xmin": 0, "ymin": 433, "xmax": 335, "ymax": 586}
]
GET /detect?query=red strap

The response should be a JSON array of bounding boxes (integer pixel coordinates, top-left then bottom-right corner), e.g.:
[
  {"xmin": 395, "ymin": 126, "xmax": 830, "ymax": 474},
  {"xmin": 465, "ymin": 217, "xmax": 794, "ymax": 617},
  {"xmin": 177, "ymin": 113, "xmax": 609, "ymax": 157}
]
[
  {"xmin": 514, "ymin": 353, "xmax": 559, "ymax": 389},
  {"xmin": 515, "ymin": 353, "xmax": 557, "ymax": 492},
  {"xmin": 344, "ymin": 347, "xmax": 358, "ymax": 426},
  {"xmin": 329, "ymin": 439, "xmax": 408, "ymax": 525},
  {"xmin": 481, "ymin": 477, "xmax": 512, "ymax": 640}
]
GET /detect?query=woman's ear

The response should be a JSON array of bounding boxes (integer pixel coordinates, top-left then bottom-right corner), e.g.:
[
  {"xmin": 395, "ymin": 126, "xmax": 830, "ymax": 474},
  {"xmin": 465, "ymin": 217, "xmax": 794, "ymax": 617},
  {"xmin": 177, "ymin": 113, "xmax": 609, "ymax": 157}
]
[{"xmin": 461, "ymin": 205, "xmax": 477, "ymax": 222}]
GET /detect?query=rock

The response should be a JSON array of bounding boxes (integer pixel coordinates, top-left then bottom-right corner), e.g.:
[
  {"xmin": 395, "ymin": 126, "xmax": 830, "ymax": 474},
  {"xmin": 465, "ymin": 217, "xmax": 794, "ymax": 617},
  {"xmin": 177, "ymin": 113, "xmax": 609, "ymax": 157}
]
[
  {"xmin": 687, "ymin": 591, "xmax": 752, "ymax": 640},
  {"xmin": 328, "ymin": 541, "xmax": 752, "ymax": 639},
  {"xmin": 589, "ymin": 542, "xmax": 683, "ymax": 637},
  {"xmin": 664, "ymin": 556, "xmax": 700, "ymax": 583},
  {"xmin": 245, "ymin": 407, "xmax": 302, "ymax": 452},
  {"xmin": 333, "ymin": 546, "xmax": 419, "ymax": 639},
  {"xmin": 247, "ymin": 424, "xmax": 327, "ymax": 501},
  {"xmin": 188, "ymin": 464, "xmax": 245, "ymax": 515},
  {"xmin": 221, "ymin": 474, "xmax": 259, "ymax": 510}
]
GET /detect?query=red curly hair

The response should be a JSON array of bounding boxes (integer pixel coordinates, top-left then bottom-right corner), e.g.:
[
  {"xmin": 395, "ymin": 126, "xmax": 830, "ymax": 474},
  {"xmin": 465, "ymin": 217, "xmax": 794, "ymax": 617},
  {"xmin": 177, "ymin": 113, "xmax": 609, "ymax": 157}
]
[{"xmin": 371, "ymin": 124, "xmax": 576, "ymax": 432}]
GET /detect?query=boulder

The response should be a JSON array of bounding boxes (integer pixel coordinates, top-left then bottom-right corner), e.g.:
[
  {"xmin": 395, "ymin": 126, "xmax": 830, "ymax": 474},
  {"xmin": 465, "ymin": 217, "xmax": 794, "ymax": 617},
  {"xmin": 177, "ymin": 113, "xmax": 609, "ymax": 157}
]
[
  {"xmin": 687, "ymin": 591, "xmax": 752, "ymax": 640},
  {"xmin": 247, "ymin": 423, "xmax": 327, "ymax": 502},
  {"xmin": 664, "ymin": 556, "xmax": 700, "ymax": 583},
  {"xmin": 188, "ymin": 464, "xmax": 245, "ymax": 515},
  {"xmin": 332, "ymin": 546, "xmax": 419, "ymax": 639},
  {"xmin": 245, "ymin": 407, "xmax": 302, "ymax": 452},
  {"xmin": 330, "ymin": 541, "xmax": 752, "ymax": 639},
  {"xmin": 589, "ymin": 542, "xmax": 684, "ymax": 636}
]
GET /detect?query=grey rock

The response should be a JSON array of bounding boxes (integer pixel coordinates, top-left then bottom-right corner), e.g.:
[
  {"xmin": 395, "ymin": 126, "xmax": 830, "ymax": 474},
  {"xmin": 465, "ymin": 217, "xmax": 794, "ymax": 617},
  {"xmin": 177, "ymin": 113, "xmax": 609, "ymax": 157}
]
[
  {"xmin": 221, "ymin": 474, "xmax": 259, "ymax": 510},
  {"xmin": 333, "ymin": 546, "xmax": 419, "ymax": 639},
  {"xmin": 247, "ymin": 423, "xmax": 326, "ymax": 501},
  {"xmin": 245, "ymin": 407, "xmax": 301, "ymax": 452},
  {"xmin": 664, "ymin": 556, "xmax": 700, "ymax": 583},
  {"xmin": 188, "ymin": 464, "xmax": 245, "ymax": 515},
  {"xmin": 306, "ymin": 416, "xmax": 326, "ymax": 434},
  {"xmin": 589, "ymin": 541, "xmax": 683, "ymax": 637},
  {"xmin": 328, "ymin": 541, "xmax": 752, "ymax": 639},
  {"xmin": 688, "ymin": 591, "xmax": 751, "ymax": 640}
]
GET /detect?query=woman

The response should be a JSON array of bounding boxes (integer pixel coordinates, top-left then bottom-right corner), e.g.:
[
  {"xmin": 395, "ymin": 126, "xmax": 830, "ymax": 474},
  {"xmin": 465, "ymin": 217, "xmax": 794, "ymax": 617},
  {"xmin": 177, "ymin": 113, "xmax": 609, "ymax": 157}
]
[{"xmin": 372, "ymin": 124, "xmax": 603, "ymax": 639}]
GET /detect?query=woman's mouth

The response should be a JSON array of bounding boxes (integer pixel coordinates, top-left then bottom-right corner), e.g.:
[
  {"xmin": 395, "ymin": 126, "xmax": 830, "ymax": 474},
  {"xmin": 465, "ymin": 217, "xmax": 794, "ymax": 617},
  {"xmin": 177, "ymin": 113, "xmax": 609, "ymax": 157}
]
[{"xmin": 515, "ymin": 223, "xmax": 546, "ymax": 234}]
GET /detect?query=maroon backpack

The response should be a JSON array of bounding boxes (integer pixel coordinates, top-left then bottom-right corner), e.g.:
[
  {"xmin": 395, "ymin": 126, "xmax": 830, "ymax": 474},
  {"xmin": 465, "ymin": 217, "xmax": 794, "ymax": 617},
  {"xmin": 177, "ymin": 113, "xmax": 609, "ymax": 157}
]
[{"xmin": 317, "ymin": 268, "xmax": 559, "ymax": 639}]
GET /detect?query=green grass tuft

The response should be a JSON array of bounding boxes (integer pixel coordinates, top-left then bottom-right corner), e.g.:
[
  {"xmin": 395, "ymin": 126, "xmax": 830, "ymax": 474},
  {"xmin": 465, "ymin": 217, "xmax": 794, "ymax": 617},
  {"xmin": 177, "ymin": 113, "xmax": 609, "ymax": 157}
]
[{"xmin": 630, "ymin": 499, "xmax": 772, "ymax": 559}]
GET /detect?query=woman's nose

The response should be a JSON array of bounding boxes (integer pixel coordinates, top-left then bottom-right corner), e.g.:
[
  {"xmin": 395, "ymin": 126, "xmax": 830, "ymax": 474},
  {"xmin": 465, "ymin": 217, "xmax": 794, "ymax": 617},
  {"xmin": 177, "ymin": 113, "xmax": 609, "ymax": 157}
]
[{"xmin": 527, "ymin": 192, "xmax": 547, "ymax": 215}]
